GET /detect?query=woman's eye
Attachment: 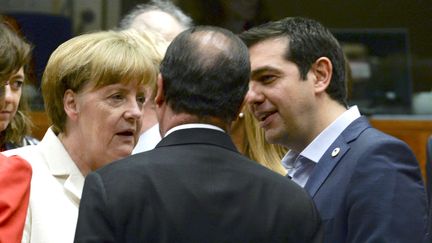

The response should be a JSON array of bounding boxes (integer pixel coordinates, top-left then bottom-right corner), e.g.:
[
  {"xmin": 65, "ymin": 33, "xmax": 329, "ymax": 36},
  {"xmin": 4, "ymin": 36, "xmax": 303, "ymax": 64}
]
[
  {"xmin": 137, "ymin": 95, "xmax": 146, "ymax": 105},
  {"xmin": 110, "ymin": 93, "xmax": 124, "ymax": 101},
  {"xmin": 9, "ymin": 80, "xmax": 23, "ymax": 90}
]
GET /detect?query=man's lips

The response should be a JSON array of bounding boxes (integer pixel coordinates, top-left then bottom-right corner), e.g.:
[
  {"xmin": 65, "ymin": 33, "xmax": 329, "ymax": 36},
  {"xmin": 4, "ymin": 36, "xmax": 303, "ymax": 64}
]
[{"xmin": 255, "ymin": 111, "xmax": 277, "ymax": 128}]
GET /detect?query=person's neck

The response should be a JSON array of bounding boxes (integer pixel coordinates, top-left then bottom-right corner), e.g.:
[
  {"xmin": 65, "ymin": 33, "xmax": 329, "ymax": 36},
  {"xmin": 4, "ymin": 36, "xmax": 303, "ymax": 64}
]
[
  {"xmin": 158, "ymin": 107, "xmax": 229, "ymax": 138},
  {"xmin": 318, "ymin": 99, "xmax": 348, "ymax": 130},
  {"xmin": 58, "ymin": 131, "xmax": 91, "ymax": 176},
  {"xmin": 290, "ymin": 98, "xmax": 347, "ymax": 153}
]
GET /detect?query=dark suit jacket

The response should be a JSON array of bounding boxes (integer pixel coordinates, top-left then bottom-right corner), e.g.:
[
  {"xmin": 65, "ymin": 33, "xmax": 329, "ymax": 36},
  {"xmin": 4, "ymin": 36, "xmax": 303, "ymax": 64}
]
[
  {"xmin": 74, "ymin": 128, "xmax": 323, "ymax": 243},
  {"xmin": 304, "ymin": 117, "xmax": 428, "ymax": 243}
]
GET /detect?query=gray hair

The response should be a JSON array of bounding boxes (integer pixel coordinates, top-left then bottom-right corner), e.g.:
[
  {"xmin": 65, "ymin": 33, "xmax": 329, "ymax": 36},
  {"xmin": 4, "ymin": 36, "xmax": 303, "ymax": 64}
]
[{"xmin": 119, "ymin": 0, "xmax": 193, "ymax": 30}]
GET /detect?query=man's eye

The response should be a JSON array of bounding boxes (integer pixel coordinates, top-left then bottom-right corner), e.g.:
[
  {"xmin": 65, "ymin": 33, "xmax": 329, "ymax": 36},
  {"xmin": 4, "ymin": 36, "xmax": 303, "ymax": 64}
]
[
  {"xmin": 259, "ymin": 75, "xmax": 276, "ymax": 83},
  {"xmin": 9, "ymin": 80, "xmax": 23, "ymax": 90}
]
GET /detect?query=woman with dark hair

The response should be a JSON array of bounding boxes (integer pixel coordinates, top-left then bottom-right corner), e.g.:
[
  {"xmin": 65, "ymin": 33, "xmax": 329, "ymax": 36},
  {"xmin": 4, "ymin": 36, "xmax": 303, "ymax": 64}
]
[
  {"xmin": 0, "ymin": 20, "xmax": 32, "ymax": 243},
  {"xmin": 0, "ymin": 17, "xmax": 38, "ymax": 151}
]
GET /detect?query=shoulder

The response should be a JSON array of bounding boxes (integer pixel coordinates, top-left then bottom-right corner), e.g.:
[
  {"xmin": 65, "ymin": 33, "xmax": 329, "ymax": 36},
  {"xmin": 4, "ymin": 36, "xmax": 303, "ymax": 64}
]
[
  {"xmin": 0, "ymin": 153, "xmax": 32, "ymax": 177},
  {"xmin": 342, "ymin": 127, "xmax": 423, "ymax": 193},
  {"xmin": 352, "ymin": 127, "xmax": 415, "ymax": 160},
  {"xmin": 92, "ymin": 152, "xmax": 152, "ymax": 186},
  {"xmin": 233, "ymin": 156, "xmax": 313, "ymax": 201},
  {"xmin": 2, "ymin": 145, "xmax": 49, "ymax": 176},
  {"xmin": 2, "ymin": 145, "xmax": 41, "ymax": 162},
  {"xmin": 2, "ymin": 145, "xmax": 35, "ymax": 158},
  {"xmin": 343, "ymin": 117, "xmax": 407, "ymax": 147}
]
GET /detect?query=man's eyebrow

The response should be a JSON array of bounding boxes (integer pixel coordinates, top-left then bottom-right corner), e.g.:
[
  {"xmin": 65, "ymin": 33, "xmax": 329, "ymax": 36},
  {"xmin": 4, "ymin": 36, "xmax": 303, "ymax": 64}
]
[{"xmin": 251, "ymin": 66, "xmax": 280, "ymax": 78}]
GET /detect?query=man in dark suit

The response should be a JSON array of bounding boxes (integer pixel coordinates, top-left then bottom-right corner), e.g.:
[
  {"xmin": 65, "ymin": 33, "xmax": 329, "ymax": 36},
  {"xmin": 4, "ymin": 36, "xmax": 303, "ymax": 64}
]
[
  {"xmin": 240, "ymin": 17, "xmax": 429, "ymax": 243},
  {"xmin": 74, "ymin": 26, "xmax": 323, "ymax": 243}
]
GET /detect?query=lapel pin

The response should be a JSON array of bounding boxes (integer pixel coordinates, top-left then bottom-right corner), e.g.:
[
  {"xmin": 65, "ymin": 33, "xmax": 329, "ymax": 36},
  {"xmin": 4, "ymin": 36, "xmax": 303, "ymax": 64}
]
[{"xmin": 331, "ymin": 147, "xmax": 340, "ymax": 157}]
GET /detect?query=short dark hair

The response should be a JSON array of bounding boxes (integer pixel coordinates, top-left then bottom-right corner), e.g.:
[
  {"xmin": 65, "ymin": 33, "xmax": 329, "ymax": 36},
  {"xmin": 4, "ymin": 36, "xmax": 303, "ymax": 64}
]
[
  {"xmin": 119, "ymin": 0, "xmax": 192, "ymax": 30},
  {"xmin": 240, "ymin": 17, "xmax": 347, "ymax": 106},
  {"xmin": 160, "ymin": 26, "xmax": 250, "ymax": 123}
]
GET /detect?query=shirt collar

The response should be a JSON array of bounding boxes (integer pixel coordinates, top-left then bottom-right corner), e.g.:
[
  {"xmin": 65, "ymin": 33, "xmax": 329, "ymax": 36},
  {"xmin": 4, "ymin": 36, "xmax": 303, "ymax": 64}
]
[
  {"xmin": 281, "ymin": 150, "xmax": 300, "ymax": 170},
  {"xmin": 282, "ymin": 106, "xmax": 361, "ymax": 168},
  {"xmin": 164, "ymin": 123, "xmax": 225, "ymax": 137}
]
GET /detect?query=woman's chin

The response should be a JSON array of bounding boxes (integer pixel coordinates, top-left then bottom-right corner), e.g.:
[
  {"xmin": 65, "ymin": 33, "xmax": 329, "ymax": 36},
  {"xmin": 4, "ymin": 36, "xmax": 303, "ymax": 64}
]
[{"xmin": 0, "ymin": 122, "xmax": 9, "ymax": 132}]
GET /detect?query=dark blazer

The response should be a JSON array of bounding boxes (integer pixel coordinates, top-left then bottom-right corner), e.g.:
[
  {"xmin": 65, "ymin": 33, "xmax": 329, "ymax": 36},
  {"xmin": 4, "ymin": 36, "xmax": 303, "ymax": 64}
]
[
  {"xmin": 304, "ymin": 117, "xmax": 428, "ymax": 243},
  {"xmin": 74, "ymin": 128, "xmax": 323, "ymax": 243}
]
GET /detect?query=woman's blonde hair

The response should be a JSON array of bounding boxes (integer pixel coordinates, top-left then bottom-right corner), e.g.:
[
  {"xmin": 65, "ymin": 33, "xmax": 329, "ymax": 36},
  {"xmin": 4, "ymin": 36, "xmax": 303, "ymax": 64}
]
[
  {"xmin": 242, "ymin": 107, "xmax": 287, "ymax": 175},
  {"xmin": 0, "ymin": 20, "xmax": 32, "ymax": 146},
  {"xmin": 42, "ymin": 29, "xmax": 163, "ymax": 133}
]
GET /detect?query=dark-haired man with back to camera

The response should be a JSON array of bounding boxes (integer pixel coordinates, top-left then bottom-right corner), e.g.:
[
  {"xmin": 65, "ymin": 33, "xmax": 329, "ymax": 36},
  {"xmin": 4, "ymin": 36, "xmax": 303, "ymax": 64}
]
[
  {"xmin": 74, "ymin": 25, "xmax": 323, "ymax": 243},
  {"xmin": 240, "ymin": 17, "xmax": 429, "ymax": 243}
]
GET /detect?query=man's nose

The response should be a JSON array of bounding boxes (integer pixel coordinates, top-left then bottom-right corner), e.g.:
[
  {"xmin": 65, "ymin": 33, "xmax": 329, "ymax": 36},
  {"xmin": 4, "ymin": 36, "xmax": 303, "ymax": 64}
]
[{"xmin": 246, "ymin": 81, "xmax": 264, "ymax": 105}]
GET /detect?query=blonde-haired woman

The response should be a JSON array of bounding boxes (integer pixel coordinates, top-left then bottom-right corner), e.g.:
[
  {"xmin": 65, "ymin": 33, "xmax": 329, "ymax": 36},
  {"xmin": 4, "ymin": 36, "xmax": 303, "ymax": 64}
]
[
  {"xmin": 3, "ymin": 29, "xmax": 163, "ymax": 243},
  {"xmin": 231, "ymin": 106, "xmax": 287, "ymax": 175}
]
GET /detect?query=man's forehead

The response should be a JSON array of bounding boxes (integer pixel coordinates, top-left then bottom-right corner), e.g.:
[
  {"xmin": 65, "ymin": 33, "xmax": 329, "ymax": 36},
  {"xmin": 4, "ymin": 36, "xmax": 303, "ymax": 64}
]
[
  {"xmin": 132, "ymin": 10, "xmax": 184, "ymax": 41},
  {"xmin": 249, "ymin": 37, "xmax": 288, "ymax": 52},
  {"xmin": 247, "ymin": 37, "xmax": 296, "ymax": 79},
  {"xmin": 249, "ymin": 38, "xmax": 287, "ymax": 63}
]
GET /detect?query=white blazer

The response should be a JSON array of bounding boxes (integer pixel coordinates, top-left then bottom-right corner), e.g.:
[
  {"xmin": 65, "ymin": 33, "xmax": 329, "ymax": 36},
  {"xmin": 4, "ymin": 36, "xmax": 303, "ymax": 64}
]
[{"xmin": 3, "ymin": 127, "xmax": 84, "ymax": 243}]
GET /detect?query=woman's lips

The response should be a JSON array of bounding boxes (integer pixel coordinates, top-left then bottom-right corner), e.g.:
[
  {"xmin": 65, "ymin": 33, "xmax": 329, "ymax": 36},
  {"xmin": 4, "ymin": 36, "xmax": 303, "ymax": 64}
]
[{"xmin": 0, "ymin": 111, "xmax": 11, "ymax": 119}]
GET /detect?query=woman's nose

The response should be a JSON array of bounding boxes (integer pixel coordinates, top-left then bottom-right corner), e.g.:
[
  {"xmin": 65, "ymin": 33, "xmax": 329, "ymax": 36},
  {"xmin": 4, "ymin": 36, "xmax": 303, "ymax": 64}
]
[{"xmin": 125, "ymin": 99, "xmax": 142, "ymax": 121}]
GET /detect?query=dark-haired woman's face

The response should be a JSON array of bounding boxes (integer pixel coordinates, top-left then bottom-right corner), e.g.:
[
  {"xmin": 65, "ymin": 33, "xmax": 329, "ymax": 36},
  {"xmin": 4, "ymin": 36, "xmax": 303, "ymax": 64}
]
[{"xmin": 0, "ymin": 67, "xmax": 23, "ymax": 132}]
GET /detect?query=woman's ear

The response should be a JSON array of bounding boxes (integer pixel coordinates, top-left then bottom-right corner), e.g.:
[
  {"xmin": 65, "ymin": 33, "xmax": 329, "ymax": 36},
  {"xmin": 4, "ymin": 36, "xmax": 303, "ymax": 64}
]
[
  {"xmin": 63, "ymin": 89, "xmax": 79, "ymax": 121},
  {"xmin": 312, "ymin": 57, "xmax": 333, "ymax": 93},
  {"xmin": 154, "ymin": 74, "xmax": 165, "ymax": 107},
  {"xmin": 236, "ymin": 96, "xmax": 248, "ymax": 120}
]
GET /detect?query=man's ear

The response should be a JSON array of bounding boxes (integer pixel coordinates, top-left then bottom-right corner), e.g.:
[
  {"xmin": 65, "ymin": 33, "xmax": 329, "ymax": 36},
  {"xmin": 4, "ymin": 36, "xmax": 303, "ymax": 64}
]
[
  {"xmin": 154, "ymin": 74, "xmax": 165, "ymax": 107},
  {"xmin": 311, "ymin": 57, "xmax": 332, "ymax": 93},
  {"xmin": 63, "ymin": 89, "xmax": 79, "ymax": 121}
]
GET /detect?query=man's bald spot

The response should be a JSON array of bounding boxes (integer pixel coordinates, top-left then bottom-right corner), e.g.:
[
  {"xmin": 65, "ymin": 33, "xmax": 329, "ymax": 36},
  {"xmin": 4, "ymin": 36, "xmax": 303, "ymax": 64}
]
[{"xmin": 190, "ymin": 30, "xmax": 235, "ymax": 68}]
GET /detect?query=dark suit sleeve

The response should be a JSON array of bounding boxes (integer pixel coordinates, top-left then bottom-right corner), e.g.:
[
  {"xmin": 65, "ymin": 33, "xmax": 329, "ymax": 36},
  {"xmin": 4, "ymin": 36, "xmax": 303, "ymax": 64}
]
[
  {"xmin": 74, "ymin": 172, "xmax": 115, "ymax": 243},
  {"xmin": 305, "ymin": 198, "xmax": 324, "ymax": 243},
  {"xmin": 347, "ymin": 139, "xmax": 428, "ymax": 242}
]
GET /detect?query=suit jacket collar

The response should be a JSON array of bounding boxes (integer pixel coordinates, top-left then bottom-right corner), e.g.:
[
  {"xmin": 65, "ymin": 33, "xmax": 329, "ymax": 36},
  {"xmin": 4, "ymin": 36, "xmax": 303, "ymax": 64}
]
[
  {"xmin": 156, "ymin": 128, "xmax": 239, "ymax": 153},
  {"xmin": 304, "ymin": 116, "xmax": 371, "ymax": 197},
  {"xmin": 39, "ymin": 127, "xmax": 84, "ymax": 203}
]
